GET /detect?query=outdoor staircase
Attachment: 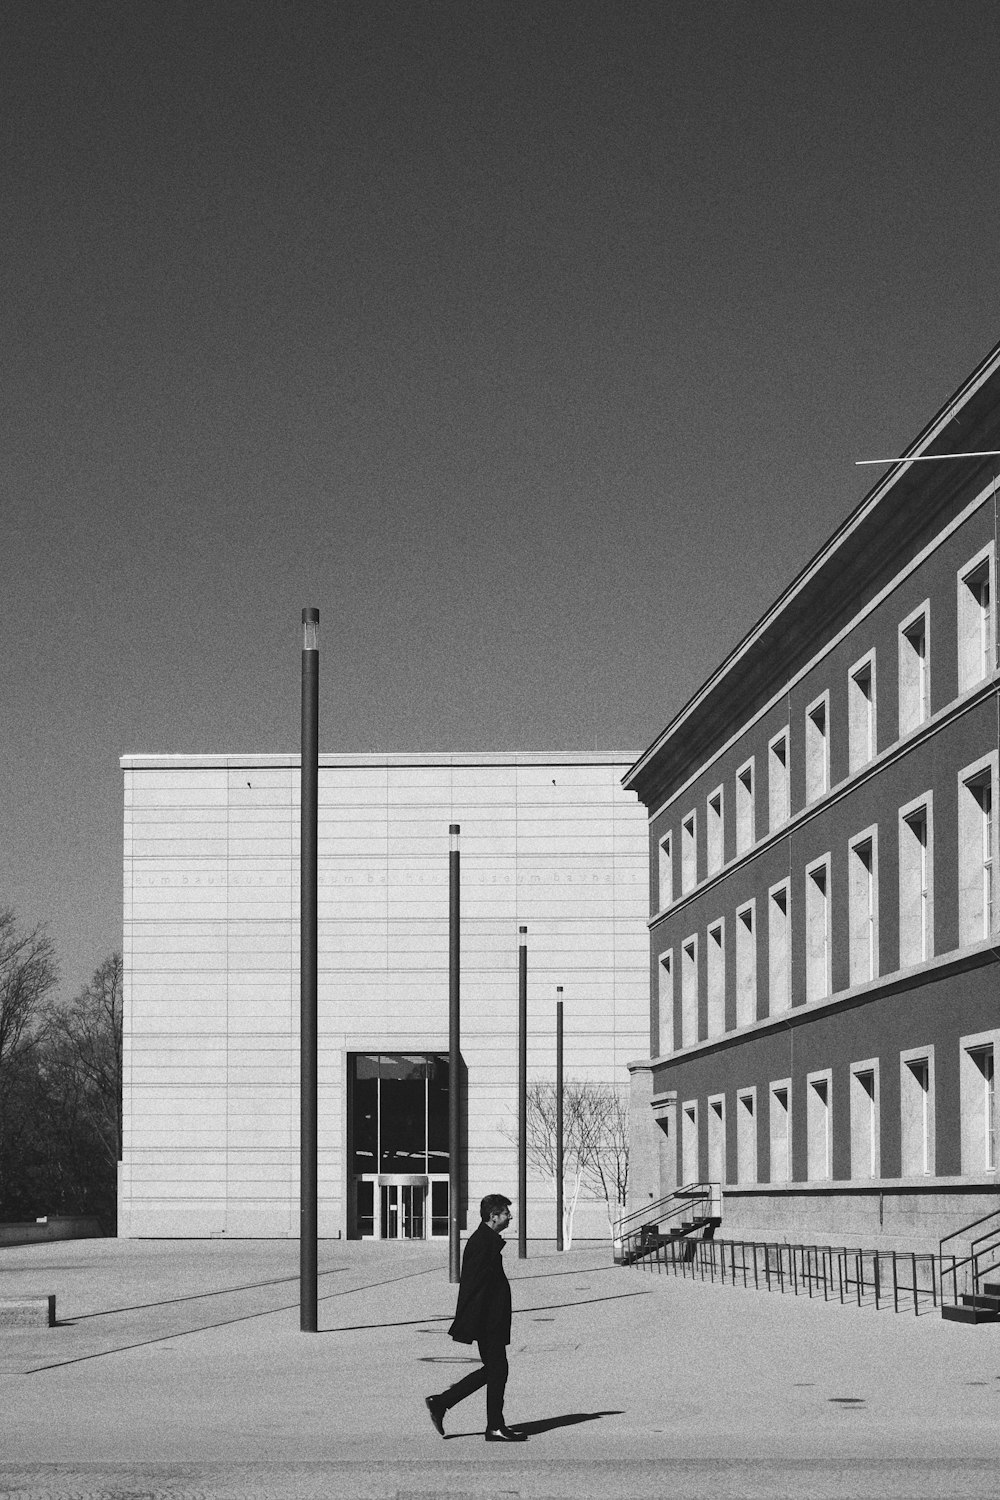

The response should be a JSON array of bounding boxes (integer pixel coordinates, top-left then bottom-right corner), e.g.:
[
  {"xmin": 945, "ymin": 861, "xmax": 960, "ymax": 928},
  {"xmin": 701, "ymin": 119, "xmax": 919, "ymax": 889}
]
[
  {"xmin": 941, "ymin": 1282, "xmax": 1000, "ymax": 1324},
  {"xmin": 614, "ymin": 1183, "xmax": 722, "ymax": 1266},
  {"xmin": 939, "ymin": 1209, "xmax": 1000, "ymax": 1323}
]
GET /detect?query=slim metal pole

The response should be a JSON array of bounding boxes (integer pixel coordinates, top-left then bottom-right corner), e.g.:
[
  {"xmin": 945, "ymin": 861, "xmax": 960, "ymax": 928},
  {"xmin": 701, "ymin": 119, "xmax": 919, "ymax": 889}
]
[
  {"xmin": 299, "ymin": 607, "xmax": 319, "ymax": 1332},
  {"xmin": 556, "ymin": 989, "xmax": 564, "ymax": 1252},
  {"xmin": 448, "ymin": 825, "xmax": 461, "ymax": 1284},
  {"xmin": 518, "ymin": 926, "xmax": 527, "ymax": 1259}
]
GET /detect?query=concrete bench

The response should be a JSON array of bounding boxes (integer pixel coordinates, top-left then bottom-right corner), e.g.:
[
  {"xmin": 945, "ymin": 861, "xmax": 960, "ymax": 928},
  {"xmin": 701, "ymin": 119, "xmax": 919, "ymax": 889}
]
[{"xmin": 0, "ymin": 1296, "xmax": 55, "ymax": 1328}]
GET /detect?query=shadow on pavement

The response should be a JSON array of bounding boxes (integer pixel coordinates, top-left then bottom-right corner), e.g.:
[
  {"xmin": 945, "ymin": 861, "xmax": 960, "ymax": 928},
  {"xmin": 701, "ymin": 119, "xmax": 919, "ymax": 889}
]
[
  {"xmin": 444, "ymin": 1410, "xmax": 623, "ymax": 1439},
  {"xmin": 508, "ymin": 1262, "xmax": 618, "ymax": 1283},
  {"xmin": 70, "ymin": 1266, "xmax": 350, "ymax": 1321},
  {"xmin": 322, "ymin": 1286, "xmax": 652, "ymax": 1334},
  {"xmin": 26, "ymin": 1264, "xmax": 445, "ymax": 1373},
  {"xmin": 26, "ymin": 1276, "xmax": 650, "ymax": 1375},
  {"xmin": 512, "ymin": 1410, "xmax": 624, "ymax": 1435},
  {"xmin": 68, "ymin": 1261, "xmax": 439, "ymax": 1326}
]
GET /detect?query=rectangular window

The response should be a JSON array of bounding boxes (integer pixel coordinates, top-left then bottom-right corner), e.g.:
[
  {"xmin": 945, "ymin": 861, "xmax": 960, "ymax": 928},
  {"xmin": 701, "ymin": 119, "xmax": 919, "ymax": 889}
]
[
  {"xmin": 769, "ymin": 1081, "xmax": 791, "ymax": 1183},
  {"xmin": 768, "ymin": 880, "xmax": 791, "ymax": 1014},
  {"xmin": 706, "ymin": 920, "xmax": 725, "ymax": 1038},
  {"xmin": 900, "ymin": 1048, "xmax": 934, "ymax": 1176},
  {"xmin": 681, "ymin": 935, "xmax": 699, "ymax": 1048},
  {"xmin": 898, "ymin": 603, "xmax": 930, "ymax": 737},
  {"xmin": 805, "ymin": 856, "xmax": 831, "ymax": 1003},
  {"xmin": 851, "ymin": 654, "xmax": 881, "ymax": 774},
  {"xmin": 805, "ymin": 692, "xmax": 830, "ymax": 803},
  {"xmin": 736, "ymin": 1088, "xmax": 757, "ymax": 1183},
  {"xmin": 848, "ymin": 828, "xmax": 879, "ymax": 986},
  {"xmin": 960, "ymin": 1033, "xmax": 999, "ymax": 1174},
  {"xmin": 681, "ymin": 811, "xmax": 697, "ymax": 894},
  {"xmin": 899, "ymin": 796, "xmax": 933, "ymax": 966},
  {"xmin": 848, "ymin": 651, "xmax": 877, "ymax": 774},
  {"xmin": 735, "ymin": 758, "xmax": 755, "ymax": 855},
  {"xmin": 681, "ymin": 1100, "xmax": 699, "ymax": 1184},
  {"xmin": 806, "ymin": 1070, "xmax": 832, "ymax": 1182},
  {"xmin": 707, "ymin": 1095, "xmax": 726, "ymax": 1184},
  {"xmin": 657, "ymin": 831, "xmax": 673, "ymax": 911},
  {"xmin": 656, "ymin": 950, "xmax": 674, "ymax": 1055},
  {"xmin": 981, "ymin": 1050, "xmax": 995, "ymax": 1172},
  {"xmin": 958, "ymin": 545, "xmax": 996, "ymax": 693},
  {"xmin": 958, "ymin": 756, "xmax": 999, "ymax": 945},
  {"xmin": 850, "ymin": 1061, "xmax": 879, "ymax": 1179},
  {"xmin": 706, "ymin": 786, "xmax": 725, "ymax": 876},
  {"xmin": 735, "ymin": 900, "xmax": 757, "ymax": 1027},
  {"xmin": 768, "ymin": 728, "xmax": 790, "ymax": 831}
]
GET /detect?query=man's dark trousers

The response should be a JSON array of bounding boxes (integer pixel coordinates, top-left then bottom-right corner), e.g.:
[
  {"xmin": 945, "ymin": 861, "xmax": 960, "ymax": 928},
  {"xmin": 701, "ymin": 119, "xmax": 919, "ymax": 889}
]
[{"xmin": 439, "ymin": 1333, "xmax": 508, "ymax": 1429}]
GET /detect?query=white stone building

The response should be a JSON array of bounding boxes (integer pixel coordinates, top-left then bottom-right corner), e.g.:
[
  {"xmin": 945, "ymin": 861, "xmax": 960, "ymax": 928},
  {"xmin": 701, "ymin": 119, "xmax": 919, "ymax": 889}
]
[{"xmin": 119, "ymin": 751, "xmax": 648, "ymax": 1241}]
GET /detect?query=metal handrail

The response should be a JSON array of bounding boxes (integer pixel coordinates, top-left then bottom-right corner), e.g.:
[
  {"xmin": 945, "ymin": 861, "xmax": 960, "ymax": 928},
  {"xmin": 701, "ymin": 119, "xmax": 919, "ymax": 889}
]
[
  {"xmin": 939, "ymin": 1206, "xmax": 1000, "ymax": 1256},
  {"xmin": 967, "ymin": 1227, "xmax": 1000, "ymax": 1300},
  {"xmin": 939, "ymin": 1208, "xmax": 1000, "ymax": 1305},
  {"xmin": 969, "ymin": 1224, "xmax": 1000, "ymax": 1260},
  {"xmin": 614, "ymin": 1182, "xmax": 713, "ymax": 1239},
  {"xmin": 614, "ymin": 1194, "xmax": 675, "ymax": 1236}
]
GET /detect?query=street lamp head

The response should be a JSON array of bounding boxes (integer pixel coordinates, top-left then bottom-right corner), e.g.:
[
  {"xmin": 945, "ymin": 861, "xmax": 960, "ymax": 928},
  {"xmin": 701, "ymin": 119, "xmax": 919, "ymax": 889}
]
[
  {"xmin": 449, "ymin": 823, "xmax": 460, "ymax": 851},
  {"xmin": 519, "ymin": 925, "xmax": 527, "ymax": 946},
  {"xmin": 301, "ymin": 608, "xmax": 319, "ymax": 651}
]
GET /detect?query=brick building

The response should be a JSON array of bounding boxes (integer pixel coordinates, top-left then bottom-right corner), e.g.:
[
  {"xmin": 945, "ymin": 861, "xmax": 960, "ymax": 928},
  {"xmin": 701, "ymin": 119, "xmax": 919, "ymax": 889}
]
[{"xmin": 626, "ymin": 341, "xmax": 1000, "ymax": 1250}]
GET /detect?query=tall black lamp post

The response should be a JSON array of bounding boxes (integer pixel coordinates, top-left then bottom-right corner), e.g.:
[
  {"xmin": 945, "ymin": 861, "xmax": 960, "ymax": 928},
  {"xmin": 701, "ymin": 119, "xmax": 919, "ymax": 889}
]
[
  {"xmin": 518, "ymin": 925, "xmax": 527, "ymax": 1258},
  {"xmin": 555, "ymin": 987, "xmax": 564, "ymax": 1253},
  {"xmin": 448, "ymin": 824, "xmax": 461, "ymax": 1283},
  {"xmin": 300, "ymin": 608, "xmax": 319, "ymax": 1331}
]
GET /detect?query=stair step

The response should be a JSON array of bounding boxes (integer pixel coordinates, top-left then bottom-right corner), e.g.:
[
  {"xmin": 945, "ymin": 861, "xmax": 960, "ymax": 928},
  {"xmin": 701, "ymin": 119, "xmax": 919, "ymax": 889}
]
[
  {"xmin": 942, "ymin": 1303, "xmax": 1000, "ymax": 1323},
  {"xmin": 960, "ymin": 1294, "xmax": 1000, "ymax": 1311},
  {"xmin": 981, "ymin": 1281, "xmax": 1000, "ymax": 1298}
]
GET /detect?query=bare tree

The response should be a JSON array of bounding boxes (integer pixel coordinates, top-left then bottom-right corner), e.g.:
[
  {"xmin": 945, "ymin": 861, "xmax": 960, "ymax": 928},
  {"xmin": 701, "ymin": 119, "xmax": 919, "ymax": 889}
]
[
  {"xmin": 0, "ymin": 909, "xmax": 58, "ymax": 1213},
  {"xmin": 43, "ymin": 953, "xmax": 123, "ymax": 1168},
  {"xmin": 578, "ymin": 1082, "xmax": 630, "ymax": 1235},
  {"xmin": 0, "ymin": 908, "xmax": 57, "ymax": 1072},
  {"xmin": 503, "ymin": 1079, "xmax": 630, "ymax": 1248}
]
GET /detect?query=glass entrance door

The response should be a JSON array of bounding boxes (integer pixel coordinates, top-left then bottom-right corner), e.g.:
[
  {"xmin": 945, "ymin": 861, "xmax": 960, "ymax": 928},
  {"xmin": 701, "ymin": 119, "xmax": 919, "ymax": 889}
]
[
  {"xmin": 356, "ymin": 1174, "xmax": 448, "ymax": 1239},
  {"xmin": 349, "ymin": 1054, "xmax": 450, "ymax": 1239},
  {"xmin": 380, "ymin": 1180, "xmax": 426, "ymax": 1239}
]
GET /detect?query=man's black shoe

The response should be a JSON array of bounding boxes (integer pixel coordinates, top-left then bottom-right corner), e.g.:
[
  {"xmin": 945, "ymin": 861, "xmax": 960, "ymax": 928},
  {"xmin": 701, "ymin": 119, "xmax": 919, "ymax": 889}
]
[
  {"xmin": 425, "ymin": 1397, "xmax": 446, "ymax": 1437},
  {"xmin": 485, "ymin": 1426, "xmax": 527, "ymax": 1442}
]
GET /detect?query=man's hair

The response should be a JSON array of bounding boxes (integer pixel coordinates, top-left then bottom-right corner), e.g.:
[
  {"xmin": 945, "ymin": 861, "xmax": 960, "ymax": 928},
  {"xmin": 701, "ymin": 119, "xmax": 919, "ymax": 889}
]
[{"xmin": 480, "ymin": 1193, "xmax": 512, "ymax": 1222}]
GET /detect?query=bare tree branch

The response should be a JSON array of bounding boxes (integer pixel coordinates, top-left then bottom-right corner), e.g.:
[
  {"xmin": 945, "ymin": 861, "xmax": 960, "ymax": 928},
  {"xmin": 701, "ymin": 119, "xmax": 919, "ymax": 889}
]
[
  {"xmin": 0, "ymin": 908, "xmax": 57, "ymax": 1072},
  {"xmin": 502, "ymin": 1079, "xmax": 630, "ymax": 1247},
  {"xmin": 42, "ymin": 953, "xmax": 123, "ymax": 1169},
  {"xmin": 0, "ymin": 908, "xmax": 59, "ymax": 1213}
]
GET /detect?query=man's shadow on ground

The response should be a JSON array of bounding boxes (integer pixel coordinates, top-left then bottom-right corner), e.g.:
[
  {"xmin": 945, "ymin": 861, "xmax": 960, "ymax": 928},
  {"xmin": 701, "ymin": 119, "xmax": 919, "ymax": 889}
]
[{"xmin": 446, "ymin": 1410, "xmax": 622, "ymax": 1439}]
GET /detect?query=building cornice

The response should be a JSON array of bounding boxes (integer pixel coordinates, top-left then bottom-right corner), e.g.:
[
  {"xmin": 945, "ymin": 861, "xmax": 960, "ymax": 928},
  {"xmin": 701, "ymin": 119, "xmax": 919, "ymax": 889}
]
[
  {"xmin": 624, "ymin": 339, "xmax": 1000, "ymax": 810},
  {"xmin": 721, "ymin": 1176, "xmax": 1000, "ymax": 1196}
]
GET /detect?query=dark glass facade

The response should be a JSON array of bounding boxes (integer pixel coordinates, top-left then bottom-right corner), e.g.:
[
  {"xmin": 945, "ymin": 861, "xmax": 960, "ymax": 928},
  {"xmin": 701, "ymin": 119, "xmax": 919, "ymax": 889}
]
[{"xmin": 349, "ymin": 1053, "xmax": 450, "ymax": 1238}]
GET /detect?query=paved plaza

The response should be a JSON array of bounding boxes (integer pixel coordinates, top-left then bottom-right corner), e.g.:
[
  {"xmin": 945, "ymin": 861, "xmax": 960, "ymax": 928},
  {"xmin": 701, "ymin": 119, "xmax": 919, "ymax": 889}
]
[{"xmin": 1, "ymin": 1235, "xmax": 999, "ymax": 1498}]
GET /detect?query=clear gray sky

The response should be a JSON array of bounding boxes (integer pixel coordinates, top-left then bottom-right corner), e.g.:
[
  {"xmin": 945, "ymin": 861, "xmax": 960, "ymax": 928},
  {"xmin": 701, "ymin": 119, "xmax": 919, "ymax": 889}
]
[{"xmin": 4, "ymin": 0, "xmax": 999, "ymax": 998}]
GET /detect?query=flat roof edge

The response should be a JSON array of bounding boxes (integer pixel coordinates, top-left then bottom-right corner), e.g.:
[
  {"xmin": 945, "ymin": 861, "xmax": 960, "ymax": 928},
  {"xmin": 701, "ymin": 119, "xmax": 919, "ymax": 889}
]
[{"xmin": 121, "ymin": 750, "xmax": 639, "ymax": 769}]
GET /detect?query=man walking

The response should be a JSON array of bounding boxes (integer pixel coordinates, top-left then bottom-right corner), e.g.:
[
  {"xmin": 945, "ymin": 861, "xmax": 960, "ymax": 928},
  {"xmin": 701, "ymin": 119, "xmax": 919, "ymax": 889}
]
[{"xmin": 425, "ymin": 1193, "xmax": 527, "ymax": 1442}]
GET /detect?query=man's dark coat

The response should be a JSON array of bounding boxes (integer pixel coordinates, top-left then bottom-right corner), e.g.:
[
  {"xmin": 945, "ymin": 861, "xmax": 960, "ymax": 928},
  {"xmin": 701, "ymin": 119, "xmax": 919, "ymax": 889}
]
[{"xmin": 448, "ymin": 1220, "xmax": 512, "ymax": 1346}]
